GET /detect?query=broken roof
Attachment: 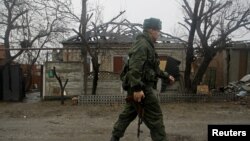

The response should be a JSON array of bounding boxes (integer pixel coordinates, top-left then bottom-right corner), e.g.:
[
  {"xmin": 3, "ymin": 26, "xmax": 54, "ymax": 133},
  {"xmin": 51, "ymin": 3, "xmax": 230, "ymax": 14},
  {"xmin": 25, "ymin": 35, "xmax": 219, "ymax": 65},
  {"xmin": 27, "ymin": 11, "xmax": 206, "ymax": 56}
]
[{"xmin": 62, "ymin": 18, "xmax": 183, "ymax": 44}]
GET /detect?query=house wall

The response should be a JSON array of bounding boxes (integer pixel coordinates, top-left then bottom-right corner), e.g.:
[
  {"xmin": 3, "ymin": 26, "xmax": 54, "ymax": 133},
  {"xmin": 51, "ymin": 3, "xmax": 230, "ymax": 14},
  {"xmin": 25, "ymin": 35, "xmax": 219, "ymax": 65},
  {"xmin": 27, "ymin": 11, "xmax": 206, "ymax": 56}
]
[
  {"xmin": 186, "ymin": 43, "xmax": 250, "ymax": 89},
  {"xmin": 59, "ymin": 42, "xmax": 250, "ymax": 93},
  {"xmin": 104, "ymin": 48, "xmax": 128, "ymax": 72},
  {"xmin": 99, "ymin": 43, "xmax": 186, "ymax": 73},
  {"xmin": 156, "ymin": 43, "xmax": 186, "ymax": 72},
  {"xmin": 58, "ymin": 43, "xmax": 186, "ymax": 96},
  {"xmin": 62, "ymin": 49, "xmax": 82, "ymax": 62},
  {"xmin": 87, "ymin": 76, "xmax": 122, "ymax": 95},
  {"xmin": 43, "ymin": 62, "xmax": 84, "ymax": 99},
  {"xmin": 62, "ymin": 43, "xmax": 186, "ymax": 73},
  {"xmin": 197, "ymin": 46, "xmax": 250, "ymax": 88},
  {"xmin": 228, "ymin": 49, "xmax": 250, "ymax": 82},
  {"xmin": 207, "ymin": 51, "xmax": 227, "ymax": 87}
]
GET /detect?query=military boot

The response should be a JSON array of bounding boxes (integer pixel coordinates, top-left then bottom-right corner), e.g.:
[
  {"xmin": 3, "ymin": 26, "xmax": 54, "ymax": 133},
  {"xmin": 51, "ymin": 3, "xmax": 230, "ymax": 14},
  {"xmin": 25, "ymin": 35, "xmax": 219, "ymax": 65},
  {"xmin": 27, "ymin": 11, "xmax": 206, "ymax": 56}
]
[{"xmin": 110, "ymin": 135, "xmax": 120, "ymax": 141}]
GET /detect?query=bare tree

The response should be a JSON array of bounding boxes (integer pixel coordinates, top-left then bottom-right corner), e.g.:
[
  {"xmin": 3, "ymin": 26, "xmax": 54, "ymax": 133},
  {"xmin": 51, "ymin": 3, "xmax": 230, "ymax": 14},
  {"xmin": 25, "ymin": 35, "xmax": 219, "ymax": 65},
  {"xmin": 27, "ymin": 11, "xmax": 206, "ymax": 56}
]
[
  {"xmin": 0, "ymin": 0, "xmax": 72, "ymax": 90},
  {"xmin": 64, "ymin": 0, "xmax": 124, "ymax": 95},
  {"xmin": 87, "ymin": 11, "xmax": 125, "ymax": 95},
  {"xmin": 74, "ymin": 0, "xmax": 90, "ymax": 95},
  {"xmin": 52, "ymin": 0, "xmax": 97, "ymax": 95},
  {"xmin": 181, "ymin": 0, "xmax": 202, "ymax": 91},
  {"xmin": 22, "ymin": 0, "xmax": 71, "ymax": 91},
  {"xmin": 78, "ymin": 4, "xmax": 125, "ymax": 95},
  {"xmin": 0, "ymin": 0, "xmax": 29, "ymax": 68},
  {"xmin": 180, "ymin": 0, "xmax": 250, "ymax": 92}
]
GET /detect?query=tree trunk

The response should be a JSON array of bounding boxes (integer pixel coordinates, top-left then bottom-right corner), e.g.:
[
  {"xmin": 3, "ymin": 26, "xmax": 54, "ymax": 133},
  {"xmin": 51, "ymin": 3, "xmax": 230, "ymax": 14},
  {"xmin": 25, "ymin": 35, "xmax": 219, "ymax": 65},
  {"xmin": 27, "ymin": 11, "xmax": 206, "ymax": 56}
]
[
  {"xmin": 92, "ymin": 58, "xmax": 100, "ymax": 95},
  {"xmin": 81, "ymin": 0, "xmax": 88, "ymax": 95},
  {"xmin": 191, "ymin": 58, "xmax": 212, "ymax": 92},
  {"xmin": 4, "ymin": 28, "xmax": 11, "ymax": 59},
  {"xmin": 184, "ymin": 0, "xmax": 201, "ymax": 92},
  {"xmin": 191, "ymin": 48, "xmax": 216, "ymax": 92},
  {"xmin": 2, "ymin": 27, "xmax": 12, "ymax": 70},
  {"xmin": 184, "ymin": 47, "xmax": 194, "ymax": 91},
  {"xmin": 83, "ymin": 49, "xmax": 88, "ymax": 95}
]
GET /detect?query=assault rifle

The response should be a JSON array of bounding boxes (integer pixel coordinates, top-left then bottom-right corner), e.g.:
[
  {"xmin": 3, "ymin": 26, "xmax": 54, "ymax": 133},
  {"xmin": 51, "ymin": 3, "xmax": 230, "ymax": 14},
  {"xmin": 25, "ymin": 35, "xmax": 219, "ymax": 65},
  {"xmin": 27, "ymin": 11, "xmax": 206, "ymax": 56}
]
[{"xmin": 125, "ymin": 96, "xmax": 144, "ymax": 139}]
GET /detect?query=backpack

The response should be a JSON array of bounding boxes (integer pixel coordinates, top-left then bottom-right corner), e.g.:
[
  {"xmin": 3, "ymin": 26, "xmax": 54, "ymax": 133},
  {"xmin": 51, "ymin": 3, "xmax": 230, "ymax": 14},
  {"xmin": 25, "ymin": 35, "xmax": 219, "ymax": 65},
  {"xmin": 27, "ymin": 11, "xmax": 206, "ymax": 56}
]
[{"xmin": 120, "ymin": 50, "xmax": 150, "ymax": 91}]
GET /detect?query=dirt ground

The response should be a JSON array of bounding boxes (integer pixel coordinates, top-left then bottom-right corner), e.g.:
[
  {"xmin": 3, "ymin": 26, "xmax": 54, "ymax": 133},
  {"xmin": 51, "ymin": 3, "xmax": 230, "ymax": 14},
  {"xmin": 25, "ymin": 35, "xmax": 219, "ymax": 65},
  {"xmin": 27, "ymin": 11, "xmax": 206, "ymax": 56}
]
[{"xmin": 0, "ymin": 92, "xmax": 250, "ymax": 141}]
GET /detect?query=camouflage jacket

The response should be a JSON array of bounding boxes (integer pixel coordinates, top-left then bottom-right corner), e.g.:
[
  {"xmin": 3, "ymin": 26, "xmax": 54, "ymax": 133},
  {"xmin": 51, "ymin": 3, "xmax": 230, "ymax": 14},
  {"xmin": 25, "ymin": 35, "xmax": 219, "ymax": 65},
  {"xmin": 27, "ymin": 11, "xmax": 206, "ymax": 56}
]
[{"xmin": 126, "ymin": 32, "xmax": 169, "ymax": 92}]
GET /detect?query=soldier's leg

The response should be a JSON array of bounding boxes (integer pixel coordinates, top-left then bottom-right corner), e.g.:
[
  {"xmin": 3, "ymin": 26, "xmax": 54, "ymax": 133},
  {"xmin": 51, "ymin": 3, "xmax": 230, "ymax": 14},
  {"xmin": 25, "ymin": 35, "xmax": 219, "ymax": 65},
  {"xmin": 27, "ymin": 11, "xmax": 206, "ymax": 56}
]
[
  {"xmin": 112, "ymin": 102, "xmax": 138, "ymax": 138},
  {"xmin": 143, "ymin": 91, "xmax": 167, "ymax": 141}
]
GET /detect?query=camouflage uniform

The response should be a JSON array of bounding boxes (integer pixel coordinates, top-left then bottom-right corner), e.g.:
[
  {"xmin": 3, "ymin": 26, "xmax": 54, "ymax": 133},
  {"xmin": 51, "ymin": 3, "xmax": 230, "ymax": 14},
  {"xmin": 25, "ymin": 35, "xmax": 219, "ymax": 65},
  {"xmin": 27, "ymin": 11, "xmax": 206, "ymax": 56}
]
[{"xmin": 111, "ymin": 18, "xmax": 169, "ymax": 141}]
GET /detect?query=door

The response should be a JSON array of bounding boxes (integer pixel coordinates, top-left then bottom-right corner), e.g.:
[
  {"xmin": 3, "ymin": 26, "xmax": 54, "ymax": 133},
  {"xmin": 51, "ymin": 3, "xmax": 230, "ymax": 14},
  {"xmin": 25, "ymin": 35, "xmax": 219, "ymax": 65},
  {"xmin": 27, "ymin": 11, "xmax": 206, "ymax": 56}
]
[{"xmin": 113, "ymin": 56, "xmax": 123, "ymax": 73}]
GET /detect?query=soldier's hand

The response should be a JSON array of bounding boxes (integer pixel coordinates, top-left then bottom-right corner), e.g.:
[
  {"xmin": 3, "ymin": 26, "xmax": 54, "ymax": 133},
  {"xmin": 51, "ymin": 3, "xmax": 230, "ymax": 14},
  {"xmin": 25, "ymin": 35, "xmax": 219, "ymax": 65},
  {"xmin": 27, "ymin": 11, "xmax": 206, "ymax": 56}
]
[
  {"xmin": 168, "ymin": 75, "xmax": 175, "ymax": 85},
  {"xmin": 133, "ymin": 91, "xmax": 145, "ymax": 102}
]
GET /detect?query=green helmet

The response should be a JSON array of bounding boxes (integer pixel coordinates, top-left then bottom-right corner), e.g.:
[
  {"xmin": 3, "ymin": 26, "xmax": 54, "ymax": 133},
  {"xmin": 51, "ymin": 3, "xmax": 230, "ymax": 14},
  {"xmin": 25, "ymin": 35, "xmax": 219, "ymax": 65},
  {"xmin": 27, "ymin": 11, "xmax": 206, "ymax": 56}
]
[{"xmin": 143, "ymin": 18, "xmax": 162, "ymax": 30}]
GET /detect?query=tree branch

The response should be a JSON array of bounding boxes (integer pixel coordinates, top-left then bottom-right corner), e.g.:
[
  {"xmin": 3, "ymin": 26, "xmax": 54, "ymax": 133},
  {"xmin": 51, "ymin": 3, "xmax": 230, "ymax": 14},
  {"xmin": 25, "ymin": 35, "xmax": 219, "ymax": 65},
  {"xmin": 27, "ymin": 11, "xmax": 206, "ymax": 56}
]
[
  {"xmin": 10, "ymin": 10, "xmax": 29, "ymax": 25},
  {"xmin": 182, "ymin": 0, "xmax": 193, "ymax": 18}
]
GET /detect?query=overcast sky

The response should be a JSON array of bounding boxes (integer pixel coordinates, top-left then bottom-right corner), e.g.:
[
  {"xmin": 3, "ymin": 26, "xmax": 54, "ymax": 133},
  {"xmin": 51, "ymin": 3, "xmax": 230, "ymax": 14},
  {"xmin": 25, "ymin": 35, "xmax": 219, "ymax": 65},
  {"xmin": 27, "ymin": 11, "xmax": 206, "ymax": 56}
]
[
  {"xmin": 72, "ymin": 0, "xmax": 183, "ymax": 34},
  {"xmin": 72, "ymin": 0, "xmax": 250, "ymax": 41}
]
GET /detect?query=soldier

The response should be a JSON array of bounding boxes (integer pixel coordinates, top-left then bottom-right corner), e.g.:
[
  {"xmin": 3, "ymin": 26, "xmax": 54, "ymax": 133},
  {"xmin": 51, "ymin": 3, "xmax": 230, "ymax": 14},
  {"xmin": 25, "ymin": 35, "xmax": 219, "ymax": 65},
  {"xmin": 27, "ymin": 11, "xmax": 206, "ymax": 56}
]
[{"xmin": 110, "ymin": 18, "xmax": 175, "ymax": 141}]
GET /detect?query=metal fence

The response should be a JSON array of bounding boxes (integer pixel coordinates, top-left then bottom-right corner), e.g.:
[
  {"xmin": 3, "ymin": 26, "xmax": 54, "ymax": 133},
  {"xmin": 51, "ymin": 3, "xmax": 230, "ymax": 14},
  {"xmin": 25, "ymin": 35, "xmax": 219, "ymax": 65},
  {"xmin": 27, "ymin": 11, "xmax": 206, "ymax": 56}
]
[
  {"xmin": 88, "ymin": 71, "xmax": 120, "ymax": 80},
  {"xmin": 78, "ymin": 95, "xmax": 126, "ymax": 105},
  {"xmin": 78, "ymin": 92, "xmax": 237, "ymax": 105}
]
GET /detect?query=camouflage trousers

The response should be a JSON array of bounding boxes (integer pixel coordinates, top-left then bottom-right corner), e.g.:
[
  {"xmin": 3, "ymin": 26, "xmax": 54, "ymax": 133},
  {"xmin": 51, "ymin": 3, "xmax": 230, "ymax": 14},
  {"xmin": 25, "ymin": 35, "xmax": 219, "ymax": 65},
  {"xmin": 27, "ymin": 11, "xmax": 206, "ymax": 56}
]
[{"xmin": 111, "ymin": 87, "xmax": 168, "ymax": 141}]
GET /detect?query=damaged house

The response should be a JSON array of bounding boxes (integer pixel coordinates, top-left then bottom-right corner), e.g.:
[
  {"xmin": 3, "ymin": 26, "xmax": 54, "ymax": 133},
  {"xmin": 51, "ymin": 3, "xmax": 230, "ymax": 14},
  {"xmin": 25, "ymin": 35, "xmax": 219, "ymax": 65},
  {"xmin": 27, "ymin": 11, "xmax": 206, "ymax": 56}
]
[{"xmin": 43, "ymin": 19, "xmax": 186, "ymax": 99}]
